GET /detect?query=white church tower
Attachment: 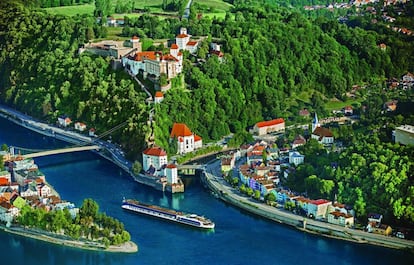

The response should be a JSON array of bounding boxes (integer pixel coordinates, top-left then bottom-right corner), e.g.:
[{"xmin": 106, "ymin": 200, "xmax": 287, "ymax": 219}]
[{"xmin": 312, "ymin": 113, "xmax": 320, "ymax": 133}]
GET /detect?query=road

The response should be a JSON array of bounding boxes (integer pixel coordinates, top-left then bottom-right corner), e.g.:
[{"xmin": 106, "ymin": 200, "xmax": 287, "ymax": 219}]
[
  {"xmin": 182, "ymin": 0, "xmax": 192, "ymax": 19},
  {"xmin": 203, "ymin": 159, "xmax": 414, "ymax": 250},
  {"xmin": 0, "ymin": 104, "xmax": 132, "ymax": 172}
]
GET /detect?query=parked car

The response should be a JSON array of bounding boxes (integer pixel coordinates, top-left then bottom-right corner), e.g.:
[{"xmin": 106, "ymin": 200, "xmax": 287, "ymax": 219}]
[{"xmin": 396, "ymin": 232, "xmax": 405, "ymax": 239}]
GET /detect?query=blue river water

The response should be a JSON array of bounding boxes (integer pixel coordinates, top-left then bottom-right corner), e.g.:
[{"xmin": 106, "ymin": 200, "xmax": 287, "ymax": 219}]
[{"xmin": 0, "ymin": 117, "xmax": 413, "ymax": 265}]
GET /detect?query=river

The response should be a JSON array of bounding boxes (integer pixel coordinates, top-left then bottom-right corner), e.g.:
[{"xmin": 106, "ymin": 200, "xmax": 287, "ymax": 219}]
[{"xmin": 0, "ymin": 117, "xmax": 413, "ymax": 265}]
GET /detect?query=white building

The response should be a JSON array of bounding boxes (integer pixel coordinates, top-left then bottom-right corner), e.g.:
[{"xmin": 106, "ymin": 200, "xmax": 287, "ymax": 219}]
[
  {"xmin": 327, "ymin": 211, "xmax": 354, "ymax": 227},
  {"xmin": 170, "ymin": 123, "xmax": 202, "ymax": 154},
  {"xmin": 252, "ymin": 118, "xmax": 285, "ymax": 136},
  {"xmin": 307, "ymin": 199, "xmax": 332, "ymax": 219},
  {"xmin": 0, "ymin": 201, "xmax": 19, "ymax": 224},
  {"xmin": 394, "ymin": 125, "xmax": 414, "ymax": 146},
  {"xmin": 122, "ymin": 50, "xmax": 183, "ymax": 79},
  {"xmin": 142, "ymin": 147, "xmax": 168, "ymax": 174},
  {"xmin": 74, "ymin": 122, "xmax": 87, "ymax": 132},
  {"xmin": 165, "ymin": 164, "xmax": 178, "ymax": 184},
  {"xmin": 58, "ymin": 115, "xmax": 72, "ymax": 127},
  {"xmin": 154, "ymin": 91, "xmax": 164, "ymax": 104},
  {"xmin": 289, "ymin": 151, "xmax": 304, "ymax": 166},
  {"xmin": 176, "ymin": 28, "xmax": 190, "ymax": 51},
  {"xmin": 311, "ymin": 113, "xmax": 334, "ymax": 145}
]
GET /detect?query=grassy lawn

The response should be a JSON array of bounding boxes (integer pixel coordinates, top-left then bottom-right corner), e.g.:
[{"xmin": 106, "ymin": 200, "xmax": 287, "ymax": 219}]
[
  {"xmin": 202, "ymin": 11, "xmax": 227, "ymax": 19},
  {"xmin": 44, "ymin": 4, "xmax": 94, "ymax": 16},
  {"xmin": 133, "ymin": 0, "xmax": 164, "ymax": 12},
  {"xmin": 325, "ymin": 98, "xmax": 363, "ymax": 112},
  {"xmin": 194, "ymin": 0, "xmax": 233, "ymax": 12},
  {"xmin": 104, "ymin": 27, "xmax": 126, "ymax": 40}
]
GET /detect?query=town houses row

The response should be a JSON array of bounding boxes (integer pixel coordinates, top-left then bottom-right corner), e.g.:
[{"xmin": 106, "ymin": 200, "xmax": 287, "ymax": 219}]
[{"xmin": 0, "ymin": 151, "xmax": 78, "ymax": 225}]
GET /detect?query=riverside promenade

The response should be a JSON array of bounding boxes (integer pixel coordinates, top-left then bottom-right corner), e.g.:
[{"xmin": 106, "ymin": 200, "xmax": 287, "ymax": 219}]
[
  {"xmin": 0, "ymin": 104, "xmax": 131, "ymax": 172},
  {"xmin": 202, "ymin": 167, "xmax": 414, "ymax": 251}
]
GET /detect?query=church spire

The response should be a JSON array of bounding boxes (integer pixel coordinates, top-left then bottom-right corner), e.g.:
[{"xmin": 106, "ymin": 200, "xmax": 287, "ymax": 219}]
[{"xmin": 312, "ymin": 113, "xmax": 320, "ymax": 132}]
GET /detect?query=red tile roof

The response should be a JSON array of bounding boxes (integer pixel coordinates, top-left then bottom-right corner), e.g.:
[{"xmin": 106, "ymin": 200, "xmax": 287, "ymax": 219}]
[
  {"xmin": 310, "ymin": 199, "xmax": 331, "ymax": 205},
  {"xmin": 170, "ymin": 123, "xmax": 193, "ymax": 138},
  {"xmin": 132, "ymin": 35, "xmax": 139, "ymax": 40},
  {"xmin": 171, "ymin": 44, "xmax": 179, "ymax": 49},
  {"xmin": 293, "ymin": 135, "xmax": 306, "ymax": 145},
  {"xmin": 143, "ymin": 147, "xmax": 167, "ymax": 157},
  {"xmin": 166, "ymin": 164, "xmax": 177, "ymax": 169},
  {"xmin": 177, "ymin": 33, "xmax": 189, "ymax": 38},
  {"xmin": 256, "ymin": 118, "xmax": 285, "ymax": 128},
  {"xmin": 211, "ymin": 50, "xmax": 224, "ymax": 57},
  {"xmin": 187, "ymin": 41, "xmax": 198, "ymax": 46},
  {"xmin": 194, "ymin": 134, "xmax": 202, "ymax": 141},
  {"xmin": 344, "ymin": 106, "xmax": 353, "ymax": 110},
  {"xmin": 0, "ymin": 178, "xmax": 9, "ymax": 186},
  {"xmin": 162, "ymin": 54, "xmax": 179, "ymax": 62},
  {"xmin": 134, "ymin": 51, "xmax": 159, "ymax": 61},
  {"xmin": 155, "ymin": 91, "xmax": 164, "ymax": 98}
]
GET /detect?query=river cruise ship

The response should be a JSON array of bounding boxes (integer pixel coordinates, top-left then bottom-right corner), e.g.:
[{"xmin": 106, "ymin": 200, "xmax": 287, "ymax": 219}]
[{"xmin": 121, "ymin": 199, "xmax": 215, "ymax": 229}]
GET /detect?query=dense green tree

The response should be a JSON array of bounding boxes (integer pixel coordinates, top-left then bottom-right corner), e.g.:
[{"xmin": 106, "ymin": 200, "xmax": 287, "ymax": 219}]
[
  {"xmin": 79, "ymin": 198, "xmax": 99, "ymax": 220},
  {"xmin": 132, "ymin": 161, "xmax": 142, "ymax": 175}
]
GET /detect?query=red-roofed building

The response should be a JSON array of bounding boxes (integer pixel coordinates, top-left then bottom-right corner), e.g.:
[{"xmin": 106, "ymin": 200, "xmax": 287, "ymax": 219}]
[
  {"xmin": 252, "ymin": 118, "xmax": 285, "ymax": 136},
  {"xmin": 142, "ymin": 146, "xmax": 168, "ymax": 173},
  {"xmin": 308, "ymin": 199, "xmax": 332, "ymax": 219},
  {"xmin": 0, "ymin": 178, "xmax": 9, "ymax": 186},
  {"xmin": 154, "ymin": 91, "xmax": 164, "ymax": 103},
  {"xmin": 186, "ymin": 41, "xmax": 198, "ymax": 54},
  {"xmin": 58, "ymin": 115, "xmax": 72, "ymax": 127},
  {"xmin": 74, "ymin": 122, "xmax": 87, "ymax": 132},
  {"xmin": 89, "ymin": 128, "xmax": 96, "ymax": 137},
  {"xmin": 122, "ymin": 42, "xmax": 183, "ymax": 79},
  {"xmin": 343, "ymin": 106, "xmax": 353, "ymax": 115},
  {"xmin": 328, "ymin": 211, "xmax": 354, "ymax": 227},
  {"xmin": 175, "ymin": 27, "xmax": 199, "ymax": 54},
  {"xmin": 311, "ymin": 127, "xmax": 334, "ymax": 145},
  {"xmin": 170, "ymin": 123, "xmax": 202, "ymax": 154},
  {"xmin": 292, "ymin": 135, "xmax": 306, "ymax": 149},
  {"xmin": 165, "ymin": 164, "xmax": 178, "ymax": 184}
]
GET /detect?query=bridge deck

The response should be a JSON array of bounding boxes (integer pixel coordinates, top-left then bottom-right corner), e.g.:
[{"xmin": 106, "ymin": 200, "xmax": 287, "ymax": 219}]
[{"xmin": 24, "ymin": 145, "xmax": 100, "ymax": 158}]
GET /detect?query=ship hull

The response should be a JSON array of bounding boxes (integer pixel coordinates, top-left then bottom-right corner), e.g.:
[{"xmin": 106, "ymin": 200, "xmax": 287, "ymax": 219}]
[{"xmin": 121, "ymin": 200, "xmax": 214, "ymax": 229}]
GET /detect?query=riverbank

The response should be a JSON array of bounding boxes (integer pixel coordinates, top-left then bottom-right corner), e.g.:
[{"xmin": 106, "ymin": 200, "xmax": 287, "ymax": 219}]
[
  {"xmin": 0, "ymin": 225, "xmax": 138, "ymax": 253},
  {"xmin": 202, "ymin": 171, "xmax": 414, "ymax": 252}
]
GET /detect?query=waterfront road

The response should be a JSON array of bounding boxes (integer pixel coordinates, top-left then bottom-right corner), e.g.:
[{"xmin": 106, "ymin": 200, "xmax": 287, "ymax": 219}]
[
  {"xmin": 204, "ymin": 160, "xmax": 414, "ymax": 250},
  {"xmin": 0, "ymin": 104, "xmax": 132, "ymax": 172}
]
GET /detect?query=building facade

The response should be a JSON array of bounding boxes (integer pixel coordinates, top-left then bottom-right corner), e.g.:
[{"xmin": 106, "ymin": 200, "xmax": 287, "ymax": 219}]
[
  {"xmin": 142, "ymin": 147, "xmax": 168, "ymax": 173},
  {"xmin": 252, "ymin": 118, "xmax": 285, "ymax": 136},
  {"xmin": 170, "ymin": 123, "xmax": 202, "ymax": 154}
]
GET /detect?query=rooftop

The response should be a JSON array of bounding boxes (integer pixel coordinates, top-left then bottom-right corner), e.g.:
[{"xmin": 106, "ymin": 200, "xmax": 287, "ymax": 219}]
[
  {"xmin": 170, "ymin": 123, "xmax": 193, "ymax": 138},
  {"xmin": 312, "ymin": 127, "xmax": 333, "ymax": 137},
  {"xmin": 256, "ymin": 118, "xmax": 285, "ymax": 128},
  {"xmin": 143, "ymin": 146, "xmax": 167, "ymax": 157}
]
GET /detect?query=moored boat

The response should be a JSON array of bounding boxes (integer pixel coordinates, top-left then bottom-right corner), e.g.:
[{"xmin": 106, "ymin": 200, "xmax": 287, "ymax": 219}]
[{"xmin": 121, "ymin": 199, "xmax": 215, "ymax": 229}]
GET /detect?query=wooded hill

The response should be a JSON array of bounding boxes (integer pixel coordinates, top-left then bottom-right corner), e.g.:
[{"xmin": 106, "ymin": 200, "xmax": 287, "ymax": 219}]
[
  {"xmin": 0, "ymin": 0, "xmax": 149, "ymax": 158},
  {"xmin": 154, "ymin": 2, "xmax": 413, "ymax": 151}
]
